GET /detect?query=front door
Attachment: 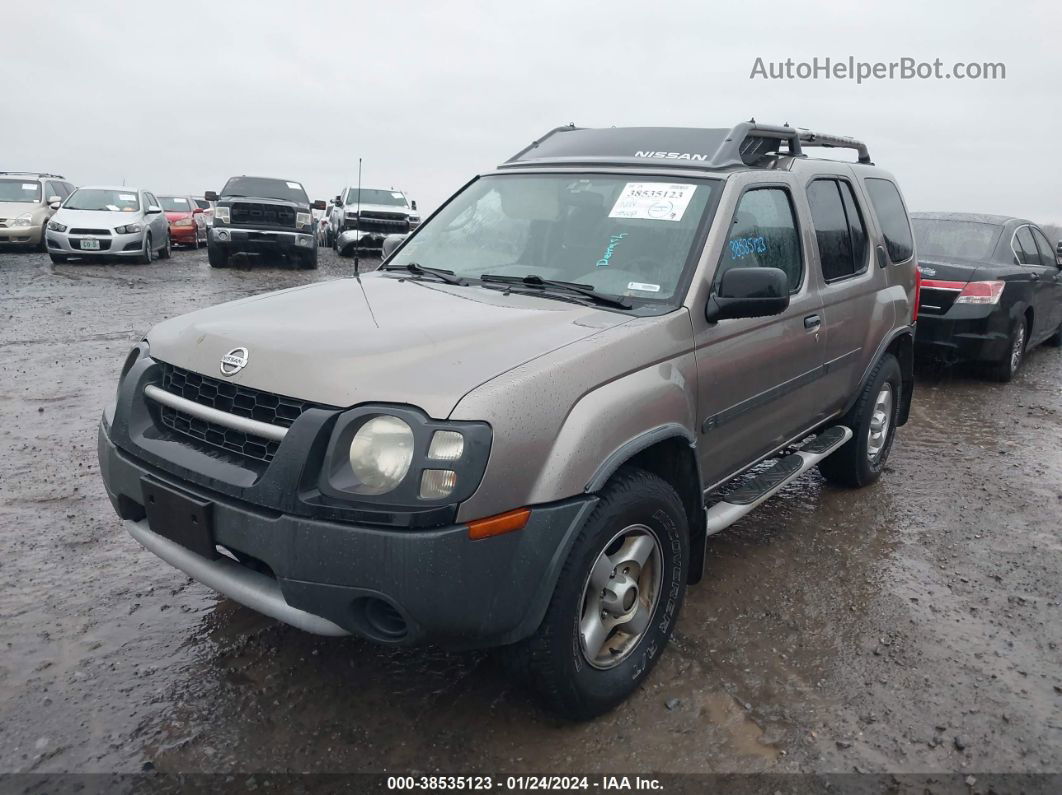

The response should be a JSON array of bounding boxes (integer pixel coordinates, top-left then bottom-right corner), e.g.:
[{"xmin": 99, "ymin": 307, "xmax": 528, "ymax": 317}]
[{"xmin": 693, "ymin": 181, "xmax": 825, "ymax": 489}]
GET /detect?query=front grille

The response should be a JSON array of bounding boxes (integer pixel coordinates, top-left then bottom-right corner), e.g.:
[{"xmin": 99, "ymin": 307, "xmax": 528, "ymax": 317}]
[
  {"xmin": 230, "ymin": 202, "xmax": 296, "ymax": 228},
  {"xmin": 70, "ymin": 228, "xmax": 112, "ymax": 235},
  {"xmin": 158, "ymin": 404, "xmax": 280, "ymax": 462},
  {"xmin": 918, "ymin": 287, "xmax": 959, "ymax": 315},
  {"xmin": 155, "ymin": 362, "xmax": 330, "ymax": 463},
  {"xmin": 347, "ymin": 212, "xmax": 410, "ymax": 235}
]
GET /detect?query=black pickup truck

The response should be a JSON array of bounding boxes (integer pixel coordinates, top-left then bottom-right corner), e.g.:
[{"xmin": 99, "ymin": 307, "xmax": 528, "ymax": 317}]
[{"xmin": 205, "ymin": 176, "xmax": 326, "ymax": 269}]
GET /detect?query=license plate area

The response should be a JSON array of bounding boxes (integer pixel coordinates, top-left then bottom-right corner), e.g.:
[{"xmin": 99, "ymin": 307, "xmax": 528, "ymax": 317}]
[
  {"xmin": 79, "ymin": 238, "xmax": 101, "ymax": 250},
  {"xmin": 141, "ymin": 478, "xmax": 217, "ymax": 558}
]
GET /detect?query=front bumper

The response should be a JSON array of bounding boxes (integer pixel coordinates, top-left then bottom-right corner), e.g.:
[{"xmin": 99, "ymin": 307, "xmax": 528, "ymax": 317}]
[
  {"xmin": 337, "ymin": 229, "xmax": 406, "ymax": 251},
  {"xmin": 0, "ymin": 223, "xmax": 43, "ymax": 245},
  {"xmin": 47, "ymin": 229, "xmax": 144, "ymax": 256},
  {"xmin": 914, "ymin": 306, "xmax": 1012, "ymax": 363},
  {"xmin": 210, "ymin": 226, "xmax": 315, "ymax": 253},
  {"xmin": 98, "ymin": 420, "xmax": 595, "ymax": 648}
]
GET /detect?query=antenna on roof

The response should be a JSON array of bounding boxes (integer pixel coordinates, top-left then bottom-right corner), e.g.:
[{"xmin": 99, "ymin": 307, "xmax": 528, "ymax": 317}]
[{"xmin": 353, "ymin": 157, "xmax": 362, "ymax": 277}]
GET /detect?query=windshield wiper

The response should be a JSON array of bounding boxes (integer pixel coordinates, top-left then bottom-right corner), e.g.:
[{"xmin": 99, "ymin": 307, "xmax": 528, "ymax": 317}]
[
  {"xmin": 382, "ymin": 262, "xmax": 468, "ymax": 286},
  {"xmin": 480, "ymin": 274, "xmax": 632, "ymax": 309}
]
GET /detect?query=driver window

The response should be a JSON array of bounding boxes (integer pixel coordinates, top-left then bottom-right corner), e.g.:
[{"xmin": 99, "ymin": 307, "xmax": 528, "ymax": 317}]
[{"xmin": 716, "ymin": 187, "xmax": 802, "ymax": 293}]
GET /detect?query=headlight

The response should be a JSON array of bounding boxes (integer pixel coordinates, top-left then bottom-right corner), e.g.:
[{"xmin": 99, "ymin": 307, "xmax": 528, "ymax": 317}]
[
  {"xmin": 408, "ymin": 215, "xmax": 420, "ymax": 223},
  {"xmin": 173, "ymin": 218, "xmax": 194, "ymax": 227},
  {"xmin": 347, "ymin": 416, "xmax": 415, "ymax": 495},
  {"xmin": 215, "ymin": 206, "xmax": 230, "ymax": 223},
  {"xmin": 12, "ymin": 215, "xmax": 34, "ymax": 228},
  {"xmin": 296, "ymin": 212, "xmax": 311, "ymax": 228},
  {"xmin": 47, "ymin": 219, "xmax": 67, "ymax": 232},
  {"xmin": 115, "ymin": 223, "xmax": 143, "ymax": 235},
  {"xmin": 314, "ymin": 408, "xmax": 492, "ymax": 511}
]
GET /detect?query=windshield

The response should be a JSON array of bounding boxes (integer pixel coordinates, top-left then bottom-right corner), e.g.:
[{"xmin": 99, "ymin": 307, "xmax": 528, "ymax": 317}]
[
  {"xmin": 64, "ymin": 188, "xmax": 140, "ymax": 212},
  {"xmin": 911, "ymin": 218, "xmax": 1001, "ymax": 261},
  {"xmin": 0, "ymin": 179, "xmax": 42, "ymax": 203},
  {"xmin": 221, "ymin": 177, "xmax": 308, "ymax": 203},
  {"xmin": 159, "ymin": 196, "xmax": 192, "ymax": 212},
  {"xmin": 346, "ymin": 189, "xmax": 408, "ymax": 207},
  {"xmin": 389, "ymin": 174, "xmax": 717, "ymax": 306}
]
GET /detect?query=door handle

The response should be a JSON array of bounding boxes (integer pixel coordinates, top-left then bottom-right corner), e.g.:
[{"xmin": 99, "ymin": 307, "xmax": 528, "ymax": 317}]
[{"xmin": 804, "ymin": 314, "xmax": 821, "ymax": 329}]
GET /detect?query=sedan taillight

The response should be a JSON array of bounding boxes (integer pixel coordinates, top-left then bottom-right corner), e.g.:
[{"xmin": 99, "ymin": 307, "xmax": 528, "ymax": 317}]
[{"xmin": 955, "ymin": 280, "xmax": 1005, "ymax": 305}]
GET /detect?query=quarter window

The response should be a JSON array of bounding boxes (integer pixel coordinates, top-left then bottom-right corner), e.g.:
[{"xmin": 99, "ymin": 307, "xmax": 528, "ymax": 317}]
[
  {"xmin": 716, "ymin": 187, "xmax": 802, "ymax": 293},
  {"xmin": 807, "ymin": 179, "xmax": 868, "ymax": 281},
  {"xmin": 864, "ymin": 178, "xmax": 914, "ymax": 263}
]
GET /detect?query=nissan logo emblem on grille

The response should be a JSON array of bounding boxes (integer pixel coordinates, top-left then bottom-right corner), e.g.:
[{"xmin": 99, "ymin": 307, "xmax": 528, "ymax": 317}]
[{"xmin": 220, "ymin": 347, "xmax": 249, "ymax": 376}]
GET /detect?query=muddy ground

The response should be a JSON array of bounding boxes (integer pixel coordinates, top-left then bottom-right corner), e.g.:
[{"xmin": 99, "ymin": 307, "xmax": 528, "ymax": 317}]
[{"xmin": 0, "ymin": 245, "xmax": 1059, "ymax": 781}]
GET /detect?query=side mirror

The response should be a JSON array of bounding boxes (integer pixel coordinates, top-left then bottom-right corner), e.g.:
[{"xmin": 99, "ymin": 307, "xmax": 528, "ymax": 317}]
[
  {"xmin": 146, "ymin": 205, "xmax": 162, "ymax": 214},
  {"xmin": 705, "ymin": 267, "xmax": 790, "ymax": 322},
  {"xmin": 204, "ymin": 190, "xmax": 218, "ymax": 201},
  {"xmin": 334, "ymin": 194, "xmax": 342, "ymax": 204},
  {"xmin": 312, "ymin": 199, "xmax": 327, "ymax": 211},
  {"xmin": 47, "ymin": 195, "xmax": 62, "ymax": 205},
  {"xmin": 381, "ymin": 234, "xmax": 405, "ymax": 259},
  {"xmin": 192, "ymin": 207, "xmax": 204, "ymax": 215},
  {"xmin": 50, "ymin": 201, "xmax": 62, "ymax": 210},
  {"xmin": 410, "ymin": 200, "xmax": 417, "ymax": 211}
]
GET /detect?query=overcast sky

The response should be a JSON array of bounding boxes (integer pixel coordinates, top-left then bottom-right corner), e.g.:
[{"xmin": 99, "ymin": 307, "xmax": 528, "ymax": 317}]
[{"xmin": 6, "ymin": 1, "xmax": 1060, "ymax": 224}]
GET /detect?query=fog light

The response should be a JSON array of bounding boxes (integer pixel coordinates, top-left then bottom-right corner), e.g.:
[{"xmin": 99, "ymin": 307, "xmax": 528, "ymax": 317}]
[
  {"xmin": 216, "ymin": 230, "xmax": 229, "ymax": 241},
  {"xmin": 428, "ymin": 430, "xmax": 464, "ymax": 461},
  {"xmin": 420, "ymin": 469, "xmax": 457, "ymax": 499}
]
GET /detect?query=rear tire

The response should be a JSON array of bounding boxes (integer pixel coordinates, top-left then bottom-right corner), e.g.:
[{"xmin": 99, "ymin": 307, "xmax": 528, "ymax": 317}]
[
  {"xmin": 158, "ymin": 233, "xmax": 171, "ymax": 259},
  {"xmin": 818, "ymin": 353, "xmax": 901, "ymax": 488},
  {"xmin": 986, "ymin": 317, "xmax": 1026, "ymax": 382},
  {"xmin": 207, "ymin": 242, "xmax": 229, "ymax": 268},
  {"xmin": 138, "ymin": 233, "xmax": 154, "ymax": 265},
  {"xmin": 503, "ymin": 467, "xmax": 688, "ymax": 720}
]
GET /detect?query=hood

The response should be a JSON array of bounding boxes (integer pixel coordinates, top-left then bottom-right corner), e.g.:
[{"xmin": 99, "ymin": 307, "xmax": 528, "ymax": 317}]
[
  {"xmin": 343, "ymin": 202, "xmax": 410, "ymax": 215},
  {"xmin": 165, "ymin": 210, "xmax": 193, "ymax": 222},
  {"xmin": 146, "ymin": 273, "xmax": 629, "ymax": 418},
  {"xmin": 222, "ymin": 195, "xmax": 307, "ymax": 210},
  {"xmin": 54, "ymin": 207, "xmax": 143, "ymax": 228},
  {"xmin": 0, "ymin": 200, "xmax": 44, "ymax": 220}
]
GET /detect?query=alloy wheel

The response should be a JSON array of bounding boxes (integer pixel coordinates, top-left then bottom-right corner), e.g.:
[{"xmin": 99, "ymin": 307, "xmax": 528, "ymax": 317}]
[{"xmin": 867, "ymin": 383, "xmax": 893, "ymax": 462}]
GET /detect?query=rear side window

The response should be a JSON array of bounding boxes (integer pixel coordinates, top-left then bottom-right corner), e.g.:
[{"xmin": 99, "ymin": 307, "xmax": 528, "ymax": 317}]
[
  {"xmin": 1013, "ymin": 226, "xmax": 1039, "ymax": 265},
  {"xmin": 1030, "ymin": 227, "xmax": 1057, "ymax": 268},
  {"xmin": 864, "ymin": 178, "xmax": 914, "ymax": 263},
  {"xmin": 716, "ymin": 187, "xmax": 802, "ymax": 293},
  {"xmin": 807, "ymin": 179, "xmax": 868, "ymax": 282}
]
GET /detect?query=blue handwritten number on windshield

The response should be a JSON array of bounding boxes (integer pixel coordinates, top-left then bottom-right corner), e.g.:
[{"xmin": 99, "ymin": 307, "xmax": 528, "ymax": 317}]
[{"xmin": 728, "ymin": 236, "xmax": 767, "ymax": 260}]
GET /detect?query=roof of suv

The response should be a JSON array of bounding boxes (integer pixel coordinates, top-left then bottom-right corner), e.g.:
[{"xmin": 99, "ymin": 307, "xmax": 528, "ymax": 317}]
[
  {"xmin": 910, "ymin": 211, "xmax": 1027, "ymax": 226},
  {"xmin": 500, "ymin": 122, "xmax": 874, "ymax": 172},
  {"xmin": 0, "ymin": 171, "xmax": 66, "ymax": 181}
]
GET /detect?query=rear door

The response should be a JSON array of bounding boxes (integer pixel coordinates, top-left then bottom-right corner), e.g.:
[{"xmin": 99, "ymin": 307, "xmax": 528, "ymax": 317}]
[
  {"xmin": 1012, "ymin": 225, "xmax": 1056, "ymax": 342},
  {"xmin": 1030, "ymin": 226, "xmax": 1062, "ymax": 334},
  {"xmin": 693, "ymin": 176, "xmax": 826, "ymax": 487}
]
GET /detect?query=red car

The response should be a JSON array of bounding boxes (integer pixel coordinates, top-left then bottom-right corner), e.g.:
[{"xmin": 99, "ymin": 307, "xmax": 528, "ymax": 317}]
[{"xmin": 159, "ymin": 195, "xmax": 208, "ymax": 248}]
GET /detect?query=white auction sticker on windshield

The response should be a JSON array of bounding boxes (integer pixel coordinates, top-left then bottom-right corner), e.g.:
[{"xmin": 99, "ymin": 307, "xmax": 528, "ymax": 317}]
[
  {"xmin": 609, "ymin": 183, "xmax": 696, "ymax": 222},
  {"xmin": 627, "ymin": 281, "xmax": 661, "ymax": 293},
  {"xmin": 391, "ymin": 192, "xmax": 404, "ymax": 199},
  {"xmin": 22, "ymin": 183, "xmax": 37, "ymax": 190},
  {"xmin": 172, "ymin": 197, "xmax": 187, "ymax": 204},
  {"xmin": 286, "ymin": 182, "xmax": 301, "ymax": 189},
  {"xmin": 118, "ymin": 194, "xmax": 136, "ymax": 201}
]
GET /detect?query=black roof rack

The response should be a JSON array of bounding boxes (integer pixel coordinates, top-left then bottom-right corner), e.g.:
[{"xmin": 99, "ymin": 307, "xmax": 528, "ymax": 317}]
[
  {"xmin": 500, "ymin": 121, "xmax": 872, "ymax": 170},
  {"xmin": 0, "ymin": 171, "xmax": 66, "ymax": 179}
]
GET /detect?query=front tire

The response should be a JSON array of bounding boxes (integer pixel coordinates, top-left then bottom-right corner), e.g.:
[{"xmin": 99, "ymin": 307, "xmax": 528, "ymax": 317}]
[
  {"xmin": 207, "ymin": 242, "xmax": 229, "ymax": 268},
  {"xmin": 138, "ymin": 233, "xmax": 154, "ymax": 265},
  {"xmin": 297, "ymin": 247, "xmax": 318, "ymax": 270},
  {"xmin": 49, "ymin": 253, "xmax": 68, "ymax": 264},
  {"xmin": 507, "ymin": 467, "xmax": 688, "ymax": 720},
  {"xmin": 818, "ymin": 353, "xmax": 901, "ymax": 488}
]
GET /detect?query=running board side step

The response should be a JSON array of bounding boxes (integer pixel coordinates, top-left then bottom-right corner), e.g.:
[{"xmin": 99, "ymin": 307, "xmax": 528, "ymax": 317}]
[{"xmin": 705, "ymin": 425, "xmax": 852, "ymax": 536}]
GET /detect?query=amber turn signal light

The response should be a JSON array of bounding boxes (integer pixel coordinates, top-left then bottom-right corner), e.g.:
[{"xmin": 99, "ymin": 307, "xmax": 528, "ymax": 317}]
[{"xmin": 467, "ymin": 508, "xmax": 531, "ymax": 540}]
